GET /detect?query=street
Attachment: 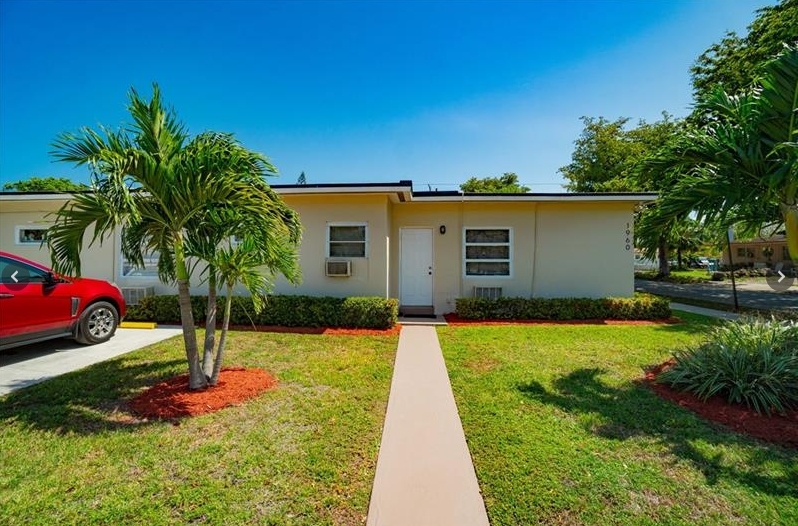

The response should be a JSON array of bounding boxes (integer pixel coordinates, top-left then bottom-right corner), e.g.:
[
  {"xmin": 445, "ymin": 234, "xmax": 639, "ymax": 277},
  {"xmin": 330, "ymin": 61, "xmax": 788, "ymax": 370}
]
[{"xmin": 635, "ymin": 279, "xmax": 797, "ymax": 311}]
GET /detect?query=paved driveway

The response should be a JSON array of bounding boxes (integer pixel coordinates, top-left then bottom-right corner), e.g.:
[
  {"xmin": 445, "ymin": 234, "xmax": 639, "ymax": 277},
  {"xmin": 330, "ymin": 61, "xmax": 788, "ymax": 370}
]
[
  {"xmin": 0, "ymin": 327, "xmax": 183, "ymax": 396},
  {"xmin": 635, "ymin": 279, "xmax": 798, "ymax": 311}
]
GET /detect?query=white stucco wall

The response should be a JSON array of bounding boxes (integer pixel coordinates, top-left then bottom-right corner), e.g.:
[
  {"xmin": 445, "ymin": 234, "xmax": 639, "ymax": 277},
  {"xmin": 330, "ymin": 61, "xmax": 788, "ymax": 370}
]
[
  {"xmin": 272, "ymin": 193, "xmax": 391, "ymax": 298},
  {"xmin": 0, "ymin": 198, "xmax": 117, "ymax": 282},
  {"xmin": 532, "ymin": 202, "xmax": 635, "ymax": 298}
]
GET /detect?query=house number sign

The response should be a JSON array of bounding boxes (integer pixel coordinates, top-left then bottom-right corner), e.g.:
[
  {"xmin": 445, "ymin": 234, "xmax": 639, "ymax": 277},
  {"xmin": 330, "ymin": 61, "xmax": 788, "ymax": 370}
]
[{"xmin": 624, "ymin": 223, "xmax": 631, "ymax": 251}]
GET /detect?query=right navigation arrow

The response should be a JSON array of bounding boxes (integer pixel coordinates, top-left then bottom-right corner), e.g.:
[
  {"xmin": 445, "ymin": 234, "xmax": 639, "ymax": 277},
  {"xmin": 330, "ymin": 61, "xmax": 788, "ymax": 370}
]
[{"xmin": 777, "ymin": 270, "xmax": 786, "ymax": 283}]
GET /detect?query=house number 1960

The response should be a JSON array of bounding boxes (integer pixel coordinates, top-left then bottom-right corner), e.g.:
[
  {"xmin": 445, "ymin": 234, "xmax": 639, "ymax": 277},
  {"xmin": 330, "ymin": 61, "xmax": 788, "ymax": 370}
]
[{"xmin": 624, "ymin": 223, "xmax": 631, "ymax": 251}]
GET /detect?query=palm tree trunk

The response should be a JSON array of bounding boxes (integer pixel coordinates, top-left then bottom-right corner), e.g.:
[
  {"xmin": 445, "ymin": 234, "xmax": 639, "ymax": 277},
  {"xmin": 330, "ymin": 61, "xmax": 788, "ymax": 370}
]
[
  {"xmin": 784, "ymin": 205, "xmax": 798, "ymax": 262},
  {"xmin": 210, "ymin": 285, "xmax": 233, "ymax": 386},
  {"xmin": 174, "ymin": 236, "xmax": 206, "ymax": 390},
  {"xmin": 657, "ymin": 236, "xmax": 670, "ymax": 277},
  {"xmin": 203, "ymin": 271, "xmax": 217, "ymax": 378},
  {"xmin": 677, "ymin": 247, "xmax": 683, "ymax": 269}
]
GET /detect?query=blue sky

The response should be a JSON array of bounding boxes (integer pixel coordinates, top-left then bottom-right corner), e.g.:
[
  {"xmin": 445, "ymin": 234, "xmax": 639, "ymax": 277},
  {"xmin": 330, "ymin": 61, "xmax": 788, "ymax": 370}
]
[{"xmin": 0, "ymin": 0, "xmax": 772, "ymax": 191}]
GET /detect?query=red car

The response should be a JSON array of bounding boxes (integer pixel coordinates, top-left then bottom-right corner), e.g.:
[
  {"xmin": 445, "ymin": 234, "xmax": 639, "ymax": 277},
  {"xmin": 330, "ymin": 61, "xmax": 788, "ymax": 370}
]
[{"xmin": 0, "ymin": 251, "xmax": 126, "ymax": 350}]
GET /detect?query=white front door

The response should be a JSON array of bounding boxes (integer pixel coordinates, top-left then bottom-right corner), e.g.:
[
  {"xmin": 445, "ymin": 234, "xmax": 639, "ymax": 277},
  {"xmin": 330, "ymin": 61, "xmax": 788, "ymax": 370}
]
[{"xmin": 400, "ymin": 228, "xmax": 433, "ymax": 307}]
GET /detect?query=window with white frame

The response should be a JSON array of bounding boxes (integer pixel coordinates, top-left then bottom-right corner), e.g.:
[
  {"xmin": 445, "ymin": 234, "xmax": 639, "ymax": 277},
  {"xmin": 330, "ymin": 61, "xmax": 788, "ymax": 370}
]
[
  {"xmin": 15, "ymin": 225, "xmax": 49, "ymax": 245},
  {"xmin": 121, "ymin": 251, "xmax": 160, "ymax": 278},
  {"xmin": 464, "ymin": 228, "xmax": 511, "ymax": 277},
  {"xmin": 327, "ymin": 223, "xmax": 367, "ymax": 258}
]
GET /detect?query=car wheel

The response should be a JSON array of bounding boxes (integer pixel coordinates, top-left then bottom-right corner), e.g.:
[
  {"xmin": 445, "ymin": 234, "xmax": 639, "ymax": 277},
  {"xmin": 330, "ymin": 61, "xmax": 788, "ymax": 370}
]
[{"xmin": 77, "ymin": 301, "xmax": 119, "ymax": 345}]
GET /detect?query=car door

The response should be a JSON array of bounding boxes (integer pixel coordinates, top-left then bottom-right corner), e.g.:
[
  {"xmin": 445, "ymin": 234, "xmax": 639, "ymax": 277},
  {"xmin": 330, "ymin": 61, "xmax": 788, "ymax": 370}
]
[{"xmin": 0, "ymin": 256, "xmax": 75, "ymax": 344}]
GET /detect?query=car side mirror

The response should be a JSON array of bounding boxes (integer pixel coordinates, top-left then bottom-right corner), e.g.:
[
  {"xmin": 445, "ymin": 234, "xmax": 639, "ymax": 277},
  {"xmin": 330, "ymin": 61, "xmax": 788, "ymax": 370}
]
[{"xmin": 44, "ymin": 272, "xmax": 57, "ymax": 287}]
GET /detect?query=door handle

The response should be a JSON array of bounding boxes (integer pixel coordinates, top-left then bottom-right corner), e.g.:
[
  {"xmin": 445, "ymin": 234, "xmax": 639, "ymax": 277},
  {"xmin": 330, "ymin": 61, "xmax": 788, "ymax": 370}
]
[{"xmin": 0, "ymin": 293, "xmax": 13, "ymax": 299}]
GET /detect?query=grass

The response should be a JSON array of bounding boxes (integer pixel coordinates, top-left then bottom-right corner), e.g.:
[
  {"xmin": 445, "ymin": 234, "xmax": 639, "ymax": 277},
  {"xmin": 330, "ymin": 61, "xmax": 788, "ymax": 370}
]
[
  {"xmin": 0, "ymin": 331, "xmax": 398, "ymax": 525},
  {"xmin": 438, "ymin": 312, "xmax": 798, "ymax": 525}
]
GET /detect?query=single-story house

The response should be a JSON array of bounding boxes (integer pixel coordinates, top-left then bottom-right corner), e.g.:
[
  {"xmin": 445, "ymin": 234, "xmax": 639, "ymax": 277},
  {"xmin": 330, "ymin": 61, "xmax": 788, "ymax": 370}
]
[
  {"xmin": 722, "ymin": 235, "xmax": 794, "ymax": 270},
  {"xmin": 0, "ymin": 181, "xmax": 655, "ymax": 315}
]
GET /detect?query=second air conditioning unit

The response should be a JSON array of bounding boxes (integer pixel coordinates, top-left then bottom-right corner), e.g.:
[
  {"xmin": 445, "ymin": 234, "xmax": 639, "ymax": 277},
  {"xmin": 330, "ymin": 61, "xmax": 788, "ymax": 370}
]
[
  {"xmin": 121, "ymin": 286, "xmax": 155, "ymax": 305},
  {"xmin": 325, "ymin": 260, "xmax": 351, "ymax": 277}
]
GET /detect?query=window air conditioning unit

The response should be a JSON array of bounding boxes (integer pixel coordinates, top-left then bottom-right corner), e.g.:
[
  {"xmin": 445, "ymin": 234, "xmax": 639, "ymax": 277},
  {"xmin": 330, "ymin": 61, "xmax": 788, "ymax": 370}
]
[
  {"xmin": 474, "ymin": 286, "xmax": 502, "ymax": 300},
  {"xmin": 325, "ymin": 260, "xmax": 351, "ymax": 277},
  {"xmin": 121, "ymin": 286, "xmax": 155, "ymax": 305}
]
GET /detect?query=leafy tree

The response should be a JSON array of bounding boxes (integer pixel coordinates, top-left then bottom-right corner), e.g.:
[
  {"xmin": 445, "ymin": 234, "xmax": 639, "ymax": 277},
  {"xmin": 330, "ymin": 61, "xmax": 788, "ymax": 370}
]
[
  {"xmin": 46, "ymin": 84, "xmax": 302, "ymax": 389},
  {"xmin": 560, "ymin": 117, "xmax": 641, "ymax": 192},
  {"xmin": 2, "ymin": 176, "xmax": 88, "ymax": 192},
  {"xmin": 691, "ymin": 0, "xmax": 798, "ymax": 99},
  {"xmin": 560, "ymin": 115, "xmax": 680, "ymax": 192},
  {"xmin": 559, "ymin": 114, "xmax": 691, "ymax": 275},
  {"xmin": 645, "ymin": 46, "xmax": 798, "ymax": 263},
  {"xmin": 297, "ymin": 171, "xmax": 307, "ymax": 184},
  {"xmin": 460, "ymin": 172, "xmax": 529, "ymax": 193}
]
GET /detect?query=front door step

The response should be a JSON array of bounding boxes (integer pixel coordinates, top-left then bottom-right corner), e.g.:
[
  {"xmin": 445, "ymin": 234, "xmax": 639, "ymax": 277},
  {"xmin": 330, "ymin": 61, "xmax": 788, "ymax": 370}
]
[{"xmin": 400, "ymin": 305, "xmax": 435, "ymax": 317}]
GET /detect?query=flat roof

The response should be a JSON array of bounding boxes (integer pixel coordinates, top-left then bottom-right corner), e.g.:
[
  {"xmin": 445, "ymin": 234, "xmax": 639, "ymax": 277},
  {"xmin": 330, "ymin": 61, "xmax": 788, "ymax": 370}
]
[{"xmin": 0, "ymin": 181, "xmax": 657, "ymax": 203}]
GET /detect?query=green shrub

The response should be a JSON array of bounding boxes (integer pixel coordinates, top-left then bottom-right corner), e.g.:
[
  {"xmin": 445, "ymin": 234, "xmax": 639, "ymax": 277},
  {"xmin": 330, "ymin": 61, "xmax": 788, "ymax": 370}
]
[
  {"xmin": 634, "ymin": 271, "xmax": 709, "ymax": 284},
  {"xmin": 658, "ymin": 318, "xmax": 798, "ymax": 415},
  {"xmin": 455, "ymin": 293, "xmax": 670, "ymax": 321},
  {"xmin": 125, "ymin": 294, "xmax": 398, "ymax": 329}
]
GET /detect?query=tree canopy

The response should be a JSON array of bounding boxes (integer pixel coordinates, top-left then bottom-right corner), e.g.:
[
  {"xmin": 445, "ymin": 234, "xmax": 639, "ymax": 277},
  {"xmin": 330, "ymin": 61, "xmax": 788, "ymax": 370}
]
[
  {"xmin": 691, "ymin": 0, "xmax": 798, "ymax": 99},
  {"xmin": 559, "ymin": 115, "xmax": 680, "ymax": 193},
  {"xmin": 2, "ymin": 176, "xmax": 88, "ymax": 192},
  {"xmin": 460, "ymin": 172, "xmax": 529, "ymax": 193}
]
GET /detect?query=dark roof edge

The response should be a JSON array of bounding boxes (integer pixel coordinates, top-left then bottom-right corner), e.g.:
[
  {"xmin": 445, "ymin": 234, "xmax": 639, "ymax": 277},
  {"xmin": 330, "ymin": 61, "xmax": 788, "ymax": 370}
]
[
  {"xmin": 271, "ymin": 180, "xmax": 413, "ymax": 190},
  {"xmin": 458, "ymin": 191, "xmax": 659, "ymax": 197}
]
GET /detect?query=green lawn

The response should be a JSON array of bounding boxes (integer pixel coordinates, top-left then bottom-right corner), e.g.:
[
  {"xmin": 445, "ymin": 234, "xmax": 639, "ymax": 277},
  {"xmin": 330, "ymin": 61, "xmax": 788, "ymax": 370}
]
[
  {"xmin": 439, "ymin": 313, "xmax": 798, "ymax": 525},
  {"xmin": 0, "ymin": 331, "xmax": 397, "ymax": 525}
]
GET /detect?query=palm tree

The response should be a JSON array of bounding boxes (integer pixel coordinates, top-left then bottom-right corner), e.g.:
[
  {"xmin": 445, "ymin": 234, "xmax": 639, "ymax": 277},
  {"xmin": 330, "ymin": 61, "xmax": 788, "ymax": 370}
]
[
  {"xmin": 182, "ymin": 168, "xmax": 301, "ymax": 380},
  {"xmin": 46, "ymin": 85, "xmax": 301, "ymax": 389},
  {"xmin": 645, "ymin": 45, "xmax": 797, "ymax": 261},
  {"xmin": 205, "ymin": 232, "xmax": 299, "ymax": 385}
]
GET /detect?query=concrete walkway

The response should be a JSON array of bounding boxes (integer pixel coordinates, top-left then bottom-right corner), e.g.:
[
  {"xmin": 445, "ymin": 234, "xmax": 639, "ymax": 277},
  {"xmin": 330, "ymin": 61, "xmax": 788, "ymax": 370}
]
[
  {"xmin": 367, "ymin": 325, "xmax": 489, "ymax": 526},
  {"xmin": 670, "ymin": 302, "xmax": 740, "ymax": 320},
  {"xmin": 0, "ymin": 326, "xmax": 183, "ymax": 395}
]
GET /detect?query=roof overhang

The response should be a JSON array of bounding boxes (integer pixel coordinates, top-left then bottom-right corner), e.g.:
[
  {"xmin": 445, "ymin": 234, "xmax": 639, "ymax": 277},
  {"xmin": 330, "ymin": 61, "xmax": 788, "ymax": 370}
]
[
  {"xmin": 272, "ymin": 181, "xmax": 414, "ymax": 202},
  {"xmin": 409, "ymin": 192, "xmax": 658, "ymax": 203},
  {"xmin": 0, "ymin": 193, "xmax": 77, "ymax": 201},
  {"xmin": 0, "ymin": 185, "xmax": 657, "ymax": 204}
]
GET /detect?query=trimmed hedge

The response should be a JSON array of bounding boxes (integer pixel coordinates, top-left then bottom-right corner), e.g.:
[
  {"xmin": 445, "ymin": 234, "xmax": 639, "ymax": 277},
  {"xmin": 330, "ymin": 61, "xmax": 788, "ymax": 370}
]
[
  {"xmin": 125, "ymin": 294, "xmax": 398, "ymax": 329},
  {"xmin": 634, "ymin": 271, "xmax": 710, "ymax": 284},
  {"xmin": 455, "ymin": 293, "xmax": 670, "ymax": 321}
]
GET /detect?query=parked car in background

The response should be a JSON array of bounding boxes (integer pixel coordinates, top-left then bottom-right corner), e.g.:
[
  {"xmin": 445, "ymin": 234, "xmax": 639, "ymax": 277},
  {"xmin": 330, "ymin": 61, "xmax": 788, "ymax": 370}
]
[
  {"xmin": 634, "ymin": 255, "xmax": 659, "ymax": 271},
  {"xmin": 688, "ymin": 256, "xmax": 711, "ymax": 269},
  {"xmin": 0, "ymin": 252, "xmax": 126, "ymax": 351}
]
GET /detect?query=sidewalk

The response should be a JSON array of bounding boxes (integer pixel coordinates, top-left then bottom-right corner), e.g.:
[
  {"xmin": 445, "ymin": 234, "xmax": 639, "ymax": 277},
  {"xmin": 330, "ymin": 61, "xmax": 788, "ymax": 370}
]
[
  {"xmin": 367, "ymin": 325, "xmax": 489, "ymax": 526},
  {"xmin": 670, "ymin": 302, "xmax": 740, "ymax": 320}
]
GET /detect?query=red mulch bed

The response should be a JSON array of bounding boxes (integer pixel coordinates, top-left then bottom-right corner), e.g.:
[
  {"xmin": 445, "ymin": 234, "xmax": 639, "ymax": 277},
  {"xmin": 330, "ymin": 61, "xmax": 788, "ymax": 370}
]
[
  {"xmin": 129, "ymin": 367, "xmax": 278, "ymax": 419},
  {"xmin": 645, "ymin": 360, "xmax": 798, "ymax": 449},
  {"xmin": 127, "ymin": 325, "xmax": 400, "ymax": 420},
  {"xmin": 443, "ymin": 313, "xmax": 682, "ymax": 326}
]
